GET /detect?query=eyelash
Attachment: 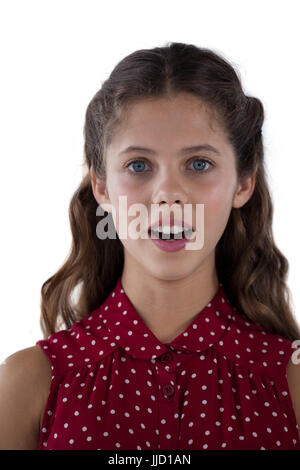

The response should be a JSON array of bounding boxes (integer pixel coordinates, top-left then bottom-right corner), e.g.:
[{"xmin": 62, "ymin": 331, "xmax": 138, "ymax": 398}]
[{"xmin": 125, "ymin": 158, "xmax": 214, "ymax": 176}]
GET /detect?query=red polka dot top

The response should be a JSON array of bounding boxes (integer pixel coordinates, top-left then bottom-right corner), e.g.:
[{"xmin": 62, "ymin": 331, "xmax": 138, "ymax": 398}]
[{"xmin": 36, "ymin": 277, "xmax": 300, "ymax": 450}]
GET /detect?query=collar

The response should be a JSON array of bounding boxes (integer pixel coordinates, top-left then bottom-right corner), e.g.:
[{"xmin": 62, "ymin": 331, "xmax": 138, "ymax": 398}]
[{"xmin": 96, "ymin": 276, "xmax": 234, "ymax": 360}]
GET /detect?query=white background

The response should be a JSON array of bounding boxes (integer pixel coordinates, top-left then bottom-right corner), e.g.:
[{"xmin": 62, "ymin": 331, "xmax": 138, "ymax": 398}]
[{"xmin": 0, "ymin": 0, "xmax": 299, "ymax": 362}]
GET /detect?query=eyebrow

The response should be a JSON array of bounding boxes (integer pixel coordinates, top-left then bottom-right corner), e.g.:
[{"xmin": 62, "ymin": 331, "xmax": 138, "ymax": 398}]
[{"xmin": 118, "ymin": 144, "xmax": 221, "ymax": 156}]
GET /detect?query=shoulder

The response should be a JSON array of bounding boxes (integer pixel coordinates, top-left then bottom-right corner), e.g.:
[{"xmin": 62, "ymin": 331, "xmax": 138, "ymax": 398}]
[
  {"xmin": 0, "ymin": 345, "xmax": 52, "ymax": 449},
  {"xmin": 36, "ymin": 316, "xmax": 118, "ymax": 375},
  {"xmin": 286, "ymin": 348, "xmax": 300, "ymax": 436},
  {"xmin": 1, "ymin": 344, "xmax": 52, "ymax": 372},
  {"xmin": 221, "ymin": 308, "xmax": 298, "ymax": 377}
]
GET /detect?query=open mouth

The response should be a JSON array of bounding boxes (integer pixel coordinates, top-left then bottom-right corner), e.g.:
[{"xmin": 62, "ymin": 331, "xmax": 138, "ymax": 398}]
[{"xmin": 148, "ymin": 227, "xmax": 192, "ymax": 241}]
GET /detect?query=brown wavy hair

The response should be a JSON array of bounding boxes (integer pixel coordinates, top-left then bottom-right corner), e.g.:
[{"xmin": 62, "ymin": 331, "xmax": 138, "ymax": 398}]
[{"xmin": 39, "ymin": 42, "xmax": 300, "ymax": 342}]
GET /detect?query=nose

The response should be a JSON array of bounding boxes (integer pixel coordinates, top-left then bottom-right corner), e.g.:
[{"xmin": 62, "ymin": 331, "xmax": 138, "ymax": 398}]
[
  {"xmin": 157, "ymin": 198, "xmax": 180, "ymax": 205},
  {"xmin": 149, "ymin": 170, "xmax": 191, "ymax": 229},
  {"xmin": 152, "ymin": 177, "xmax": 188, "ymax": 207}
]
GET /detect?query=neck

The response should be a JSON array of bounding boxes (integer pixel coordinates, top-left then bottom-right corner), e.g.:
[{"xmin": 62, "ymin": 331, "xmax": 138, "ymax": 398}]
[{"xmin": 121, "ymin": 258, "xmax": 219, "ymax": 344}]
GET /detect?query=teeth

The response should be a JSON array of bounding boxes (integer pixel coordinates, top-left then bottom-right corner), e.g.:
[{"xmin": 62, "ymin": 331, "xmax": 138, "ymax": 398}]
[
  {"xmin": 150, "ymin": 225, "xmax": 193, "ymax": 240},
  {"xmin": 153, "ymin": 225, "xmax": 185, "ymax": 234},
  {"xmin": 164, "ymin": 226, "xmax": 183, "ymax": 235}
]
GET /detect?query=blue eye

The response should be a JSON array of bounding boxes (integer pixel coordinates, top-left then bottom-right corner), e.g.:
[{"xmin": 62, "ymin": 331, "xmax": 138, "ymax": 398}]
[
  {"xmin": 127, "ymin": 160, "xmax": 150, "ymax": 173},
  {"xmin": 125, "ymin": 158, "xmax": 212, "ymax": 175},
  {"xmin": 191, "ymin": 159, "xmax": 211, "ymax": 171}
]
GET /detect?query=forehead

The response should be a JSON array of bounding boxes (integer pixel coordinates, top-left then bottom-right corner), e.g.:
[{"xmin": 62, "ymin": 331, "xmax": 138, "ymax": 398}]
[{"xmin": 109, "ymin": 93, "xmax": 228, "ymax": 152}]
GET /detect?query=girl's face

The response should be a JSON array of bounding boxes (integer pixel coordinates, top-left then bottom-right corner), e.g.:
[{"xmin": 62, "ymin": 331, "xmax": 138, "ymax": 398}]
[{"xmin": 91, "ymin": 92, "xmax": 255, "ymax": 281}]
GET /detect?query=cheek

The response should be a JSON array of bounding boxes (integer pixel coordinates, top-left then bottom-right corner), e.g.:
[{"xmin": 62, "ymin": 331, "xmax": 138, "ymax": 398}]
[
  {"xmin": 108, "ymin": 174, "xmax": 146, "ymax": 205},
  {"xmin": 106, "ymin": 174, "xmax": 144, "ymax": 227},
  {"xmin": 201, "ymin": 185, "xmax": 234, "ymax": 241},
  {"xmin": 108, "ymin": 193, "xmax": 148, "ymax": 238}
]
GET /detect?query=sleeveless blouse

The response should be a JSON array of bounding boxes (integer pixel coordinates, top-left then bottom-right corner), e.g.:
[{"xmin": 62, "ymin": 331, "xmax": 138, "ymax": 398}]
[{"xmin": 36, "ymin": 277, "xmax": 300, "ymax": 450}]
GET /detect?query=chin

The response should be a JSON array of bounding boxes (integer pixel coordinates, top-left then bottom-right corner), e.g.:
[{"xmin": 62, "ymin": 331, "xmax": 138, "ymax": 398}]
[{"xmin": 145, "ymin": 264, "xmax": 198, "ymax": 282}]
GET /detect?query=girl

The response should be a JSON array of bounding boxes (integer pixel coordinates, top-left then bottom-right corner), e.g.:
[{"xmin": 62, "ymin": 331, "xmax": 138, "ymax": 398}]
[{"xmin": 1, "ymin": 42, "xmax": 300, "ymax": 450}]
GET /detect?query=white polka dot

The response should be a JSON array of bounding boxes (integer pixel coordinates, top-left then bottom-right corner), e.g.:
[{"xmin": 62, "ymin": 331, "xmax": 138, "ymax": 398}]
[{"xmin": 37, "ymin": 280, "xmax": 292, "ymax": 451}]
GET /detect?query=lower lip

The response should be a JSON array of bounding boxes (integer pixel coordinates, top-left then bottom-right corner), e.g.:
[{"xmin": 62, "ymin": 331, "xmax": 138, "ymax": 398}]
[{"xmin": 149, "ymin": 233, "xmax": 187, "ymax": 252}]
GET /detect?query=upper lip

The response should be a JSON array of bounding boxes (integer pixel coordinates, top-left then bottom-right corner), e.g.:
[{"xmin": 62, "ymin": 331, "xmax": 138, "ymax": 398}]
[{"xmin": 148, "ymin": 217, "xmax": 194, "ymax": 232}]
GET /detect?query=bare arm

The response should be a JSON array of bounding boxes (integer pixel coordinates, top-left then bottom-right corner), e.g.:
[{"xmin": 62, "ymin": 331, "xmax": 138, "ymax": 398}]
[
  {"xmin": 286, "ymin": 356, "xmax": 300, "ymax": 443},
  {"xmin": 0, "ymin": 345, "xmax": 52, "ymax": 450}
]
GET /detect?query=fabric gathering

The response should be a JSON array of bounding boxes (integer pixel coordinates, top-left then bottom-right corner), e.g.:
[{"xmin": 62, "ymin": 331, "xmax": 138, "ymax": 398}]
[{"xmin": 36, "ymin": 277, "xmax": 300, "ymax": 450}]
